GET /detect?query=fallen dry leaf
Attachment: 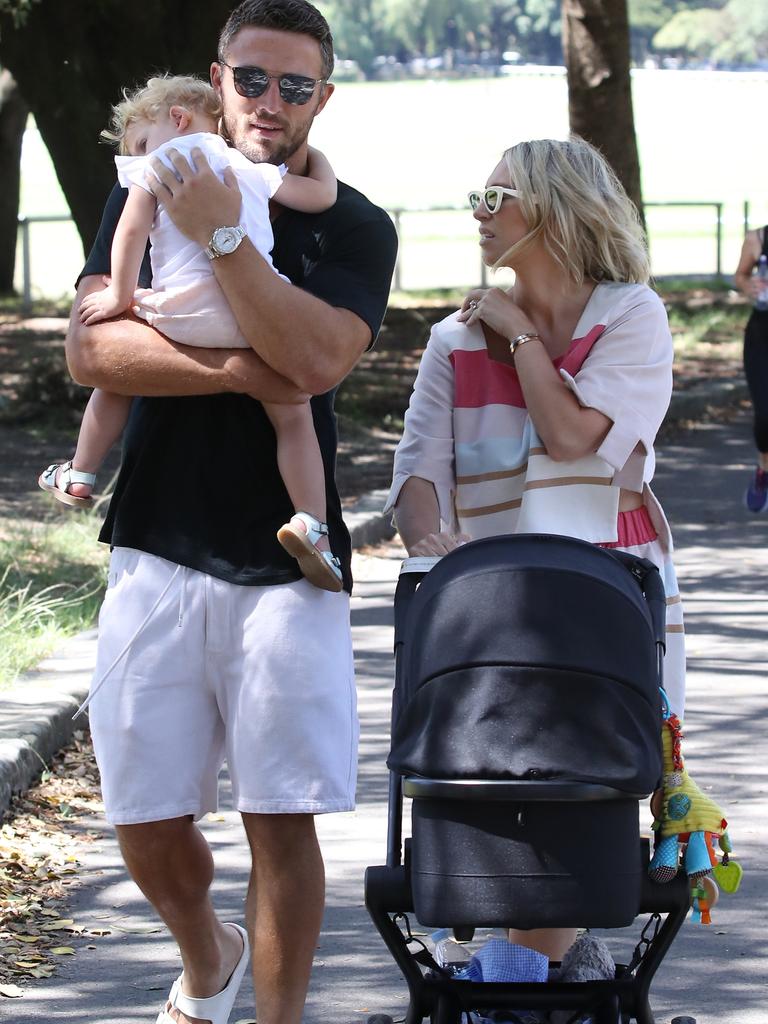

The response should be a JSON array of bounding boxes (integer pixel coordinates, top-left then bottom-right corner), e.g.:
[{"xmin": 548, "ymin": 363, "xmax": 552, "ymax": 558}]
[
  {"xmin": 110, "ymin": 922, "xmax": 163, "ymax": 934},
  {"xmin": 0, "ymin": 732, "xmax": 104, "ymax": 992}
]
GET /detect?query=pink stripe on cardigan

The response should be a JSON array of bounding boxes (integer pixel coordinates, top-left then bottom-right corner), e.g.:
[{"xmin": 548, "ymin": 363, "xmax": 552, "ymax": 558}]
[{"xmin": 450, "ymin": 324, "xmax": 606, "ymax": 409}]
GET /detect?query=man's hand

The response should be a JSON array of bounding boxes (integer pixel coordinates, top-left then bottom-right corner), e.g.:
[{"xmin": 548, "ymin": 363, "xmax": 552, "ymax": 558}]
[{"xmin": 147, "ymin": 148, "xmax": 242, "ymax": 248}]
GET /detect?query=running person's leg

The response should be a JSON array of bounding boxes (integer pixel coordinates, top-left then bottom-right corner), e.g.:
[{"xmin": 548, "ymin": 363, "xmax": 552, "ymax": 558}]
[{"xmin": 743, "ymin": 312, "xmax": 768, "ymax": 510}]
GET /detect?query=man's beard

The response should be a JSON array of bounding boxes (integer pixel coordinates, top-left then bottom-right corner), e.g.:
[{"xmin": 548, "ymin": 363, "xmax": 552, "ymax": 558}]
[{"xmin": 221, "ymin": 111, "xmax": 305, "ymax": 166}]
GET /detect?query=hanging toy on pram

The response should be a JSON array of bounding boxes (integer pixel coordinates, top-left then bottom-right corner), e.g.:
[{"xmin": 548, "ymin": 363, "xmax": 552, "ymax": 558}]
[{"xmin": 649, "ymin": 691, "xmax": 743, "ymax": 923}]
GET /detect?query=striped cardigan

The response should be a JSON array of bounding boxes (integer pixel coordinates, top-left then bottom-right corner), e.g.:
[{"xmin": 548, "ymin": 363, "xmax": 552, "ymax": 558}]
[{"xmin": 386, "ymin": 281, "xmax": 675, "ymax": 550}]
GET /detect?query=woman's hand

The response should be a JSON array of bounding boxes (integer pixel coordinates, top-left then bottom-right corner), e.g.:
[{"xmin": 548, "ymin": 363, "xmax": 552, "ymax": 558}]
[
  {"xmin": 457, "ymin": 287, "xmax": 537, "ymax": 341},
  {"xmin": 409, "ymin": 531, "xmax": 471, "ymax": 556},
  {"xmin": 146, "ymin": 148, "xmax": 242, "ymax": 248}
]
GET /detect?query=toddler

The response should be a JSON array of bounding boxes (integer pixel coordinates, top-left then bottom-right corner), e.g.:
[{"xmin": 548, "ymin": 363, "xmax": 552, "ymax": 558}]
[{"xmin": 39, "ymin": 75, "xmax": 343, "ymax": 591}]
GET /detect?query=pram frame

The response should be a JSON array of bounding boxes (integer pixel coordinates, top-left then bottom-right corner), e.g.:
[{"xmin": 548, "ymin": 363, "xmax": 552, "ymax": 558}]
[{"xmin": 365, "ymin": 538, "xmax": 692, "ymax": 1024}]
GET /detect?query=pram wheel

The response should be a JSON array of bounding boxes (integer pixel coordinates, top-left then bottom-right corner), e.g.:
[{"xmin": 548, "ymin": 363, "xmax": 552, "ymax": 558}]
[{"xmin": 670, "ymin": 1017, "xmax": 697, "ymax": 1023}]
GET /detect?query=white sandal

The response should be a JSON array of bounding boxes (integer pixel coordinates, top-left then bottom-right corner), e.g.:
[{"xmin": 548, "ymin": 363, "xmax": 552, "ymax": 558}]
[
  {"xmin": 38, "ymin": 460, "xmax": 96, "ymax": 508},
  {"xmin": 276, "ymin": 511, "xmax": 343, "ymax": 592},
  {"xmin": 156, "ymin": 922, "xmax": 249, "ymax": 1024}
]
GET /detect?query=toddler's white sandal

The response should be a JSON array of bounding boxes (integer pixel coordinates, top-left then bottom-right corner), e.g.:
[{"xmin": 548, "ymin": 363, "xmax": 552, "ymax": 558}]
[
  {"xmin": 155, "ymin": 922, "xmax": 249, "ymax": 1024},
  {"xmin": 38, "ymin": 460, "xmax": 96, "ymax": 508},
  {"xmin": 277, "ymin": 511, "xmax": 344, "ymax": 592}
]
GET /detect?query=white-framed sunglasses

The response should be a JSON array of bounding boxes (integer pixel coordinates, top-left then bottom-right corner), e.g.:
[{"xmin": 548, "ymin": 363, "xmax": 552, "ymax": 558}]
[{"xmin": 468, "ymin": 186, "xmax": 531, "ymax": 214}]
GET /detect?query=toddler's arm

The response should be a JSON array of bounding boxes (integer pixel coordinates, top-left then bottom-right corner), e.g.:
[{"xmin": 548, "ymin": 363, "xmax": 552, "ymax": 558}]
[
  {"xmin": 274, "ymin": 146, "xmax": 337, "ymax": 214},
  {"xmin": 79, "ymin": 185, "xmax": 156, "ymax": 325}
]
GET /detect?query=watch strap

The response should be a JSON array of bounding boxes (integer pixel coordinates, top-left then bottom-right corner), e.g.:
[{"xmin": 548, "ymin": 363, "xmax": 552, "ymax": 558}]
[{"xmin": 205, "ymin": 225, "xmax": 245, "ymax": 260}]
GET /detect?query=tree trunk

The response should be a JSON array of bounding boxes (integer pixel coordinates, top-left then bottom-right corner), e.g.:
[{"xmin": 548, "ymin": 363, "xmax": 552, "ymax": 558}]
[
  {"xmin": 561, "ymin": 0, "xmax": 644, "ymax": 218},
  {"xmin": 0, "ymin": 70, "xmax": 28, "ymax": 295},
  {"xmin": 0, "ymin": 0, "xmax": 233, "ymax": 255}
]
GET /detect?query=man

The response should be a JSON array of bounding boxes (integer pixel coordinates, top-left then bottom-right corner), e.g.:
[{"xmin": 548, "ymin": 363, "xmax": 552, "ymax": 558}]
[{"xmin": 65, "ymin": 2, "xmax": 397, "ymax": 1022}]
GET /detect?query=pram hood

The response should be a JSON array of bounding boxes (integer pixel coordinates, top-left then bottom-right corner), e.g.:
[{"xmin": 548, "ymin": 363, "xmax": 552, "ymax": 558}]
[{"xmin": 388, "ymin": 534, "xmax": 664, "ymax": 795}]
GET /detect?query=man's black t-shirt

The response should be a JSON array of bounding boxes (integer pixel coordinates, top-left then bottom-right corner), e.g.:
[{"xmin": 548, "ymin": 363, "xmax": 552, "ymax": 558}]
[{"xmin": 79, "ymin": 181, "xmax": 398, "ymax": 592}]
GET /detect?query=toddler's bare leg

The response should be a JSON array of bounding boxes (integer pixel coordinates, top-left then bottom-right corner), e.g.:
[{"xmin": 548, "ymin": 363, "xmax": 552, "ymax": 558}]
[
  {"xmin": 263, "ymin": 401, "xmax": 329, "ymax": 551},
  {"xmin": 507, "ymin": 927, "xmax": 578, "ymax": 961},
  {"xmin": 65, "ymin": 389, "xmax": 132, "ymax": 497}
]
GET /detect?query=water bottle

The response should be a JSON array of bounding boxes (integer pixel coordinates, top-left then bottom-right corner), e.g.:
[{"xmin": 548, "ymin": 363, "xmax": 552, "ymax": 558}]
[
  {"xmin": 756, "ymin": 254, "xmax": 768, "ymax": 311},
  {"xmin": 431, "ymin": 929, "xmax": 472, "ymax": 973}
]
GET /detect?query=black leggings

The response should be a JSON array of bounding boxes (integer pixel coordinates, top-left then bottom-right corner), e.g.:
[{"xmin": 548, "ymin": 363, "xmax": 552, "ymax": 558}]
[{"xmin": 744, "ymin": 310, "xmax": 768, "ymax": 453}]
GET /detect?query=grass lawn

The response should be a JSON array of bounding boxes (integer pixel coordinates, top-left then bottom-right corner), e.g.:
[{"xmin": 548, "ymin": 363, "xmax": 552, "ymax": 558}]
[{"xmin": 0, "ymin": 511, "xmax": 108, "ymax": 690}]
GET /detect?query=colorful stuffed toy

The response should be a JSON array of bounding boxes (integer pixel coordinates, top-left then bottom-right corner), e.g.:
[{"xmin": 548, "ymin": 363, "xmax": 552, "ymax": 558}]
[{"xmin": 649, "ymin": 699, "xmax": 742, "ymax": 924}]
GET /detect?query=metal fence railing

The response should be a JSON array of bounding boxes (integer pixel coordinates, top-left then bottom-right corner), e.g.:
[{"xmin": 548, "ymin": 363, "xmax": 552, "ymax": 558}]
[
  {"xmin": 388, "ymin": 201, "xmax": 755, "ymax": 291},
  {"xmin": 15, "ymin": 200, "xmax": 763, "ymax": 309},
  {"xmin": 16, "ymin": 214, "xmax": 73, "ymax": 312}
]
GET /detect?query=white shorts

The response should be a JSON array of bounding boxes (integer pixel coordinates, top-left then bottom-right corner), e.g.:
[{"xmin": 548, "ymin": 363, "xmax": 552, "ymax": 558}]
[{"xmin": 87, "ymin": 547, "xmax": 358, "ymax": 825}]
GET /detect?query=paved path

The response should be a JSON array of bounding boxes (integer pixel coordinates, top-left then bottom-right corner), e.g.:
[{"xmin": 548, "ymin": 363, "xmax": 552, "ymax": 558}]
[{"xmin": 6, "ymin": 411, "xmax": 768, "ymax": 1024}]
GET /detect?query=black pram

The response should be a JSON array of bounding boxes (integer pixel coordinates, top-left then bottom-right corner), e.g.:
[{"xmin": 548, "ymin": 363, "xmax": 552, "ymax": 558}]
[{"xmin": 365, "ymin": 534, "xmax": 692, "ymax": 1024}]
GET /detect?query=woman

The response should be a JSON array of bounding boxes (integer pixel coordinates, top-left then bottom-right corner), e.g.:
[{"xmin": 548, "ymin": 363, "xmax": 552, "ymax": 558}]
[
  {"xmin": 734, "ymin": 225, "xmax": 768, "ymax": 512},
  {"xmin": 385, "ymin": 136, "xmax": 686, "ymax": 962}
]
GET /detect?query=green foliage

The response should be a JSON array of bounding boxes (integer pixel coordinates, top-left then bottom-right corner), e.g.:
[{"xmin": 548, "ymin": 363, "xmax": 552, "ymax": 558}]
[
  {"xmin": 652, "ymin": 0, "xmax": 768, "ymax": 63},
  {"xmin": 318, "ymin": 0, "xmax": 763, "ymax": 70},
  {"xmin": 317, "ymin": 0, "xmax": 561, "ymax": 70},
  {"xmin": 0, "ymin": 515, "xmax": 107, "ymax": 688},
  {"xmin": 654, "ymin": 8, "xmax": 726, "ymax": 53},
  {"xmin": 714, "ymin": 0, "xmax": 768, "ymax": 65}
]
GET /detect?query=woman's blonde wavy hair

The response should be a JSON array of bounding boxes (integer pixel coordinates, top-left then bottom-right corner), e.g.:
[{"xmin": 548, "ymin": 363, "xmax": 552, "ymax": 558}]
[
  {"xmin": 101, "ymin": 74, "xmax": 222, "ymax": 155},
  {"xmin": 494, "ymin": 136, "xmax": 650, "ymax": 285}
]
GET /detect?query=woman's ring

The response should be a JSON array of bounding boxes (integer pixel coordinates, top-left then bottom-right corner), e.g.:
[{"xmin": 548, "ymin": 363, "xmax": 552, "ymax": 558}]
[{"xmin": 469, "ymin": 300, "xmax": 478, "ymax": 310}]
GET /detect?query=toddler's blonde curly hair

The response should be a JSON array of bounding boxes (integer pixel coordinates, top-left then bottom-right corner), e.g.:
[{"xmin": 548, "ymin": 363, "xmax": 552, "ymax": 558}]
[{"xmin": 101, "ymin": 74, "xmax": 222, "ymax": 155}]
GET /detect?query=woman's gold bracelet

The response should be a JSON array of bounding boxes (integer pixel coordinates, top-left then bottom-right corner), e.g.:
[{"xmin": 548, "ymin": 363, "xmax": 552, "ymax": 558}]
[{"xmin": 509, "ymin": 332, "xmax": 542, "ymax": 356}]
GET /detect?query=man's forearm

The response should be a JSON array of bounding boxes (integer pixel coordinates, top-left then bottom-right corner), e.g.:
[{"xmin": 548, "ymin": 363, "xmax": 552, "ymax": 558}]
[
  {"xmin": 211, "ymin": 241, "xmax": 370, "ymax": 395},
  {"xmin": 66, "ymin": 277, "xmax": 306, "ymax": 402}
]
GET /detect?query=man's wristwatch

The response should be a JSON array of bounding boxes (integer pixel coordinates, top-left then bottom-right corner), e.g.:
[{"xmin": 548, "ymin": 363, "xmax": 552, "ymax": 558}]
[{"xmin": 205, "ymin": 225, "xmax": 246, "ymax": 260}]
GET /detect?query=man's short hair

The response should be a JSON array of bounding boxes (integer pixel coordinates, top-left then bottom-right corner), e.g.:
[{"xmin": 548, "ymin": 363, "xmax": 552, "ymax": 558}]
[{"xmin": 218, "ymin": 0, "xmax": 334, "ymax": 81}]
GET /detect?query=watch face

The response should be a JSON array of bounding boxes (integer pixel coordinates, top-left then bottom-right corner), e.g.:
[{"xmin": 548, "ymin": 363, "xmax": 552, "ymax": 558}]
[{"xmin": 212, "ymin": 227, "xmax": 240, "ymax": 254}]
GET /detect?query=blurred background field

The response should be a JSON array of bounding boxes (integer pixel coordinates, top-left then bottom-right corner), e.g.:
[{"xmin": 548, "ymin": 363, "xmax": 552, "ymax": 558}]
[{"xmin": 16, "ymin": 67, "xmax": 768, "ymax": 299}]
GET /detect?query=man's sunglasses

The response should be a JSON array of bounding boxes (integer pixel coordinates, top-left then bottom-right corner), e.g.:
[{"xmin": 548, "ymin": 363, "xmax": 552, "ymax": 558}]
[
  {"xmin": 468, "ymin": 186, "xmax": 533, "ymax": 214},
  {"xmin": 219, "ymin": 62, "xmax": 326, "ymax": 105}
]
